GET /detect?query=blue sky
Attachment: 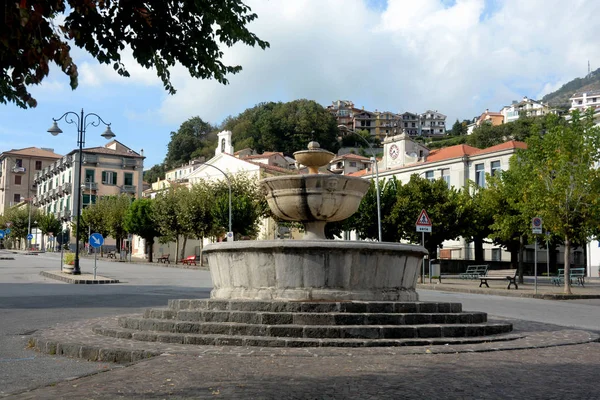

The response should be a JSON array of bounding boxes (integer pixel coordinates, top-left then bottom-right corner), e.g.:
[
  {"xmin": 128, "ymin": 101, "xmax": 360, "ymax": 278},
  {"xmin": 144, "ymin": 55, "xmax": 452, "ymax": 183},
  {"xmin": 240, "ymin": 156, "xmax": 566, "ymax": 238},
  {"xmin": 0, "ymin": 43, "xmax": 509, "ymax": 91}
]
[{"xmin": 1, "ymin": 0, "xmax": 598, "ymax": 169}]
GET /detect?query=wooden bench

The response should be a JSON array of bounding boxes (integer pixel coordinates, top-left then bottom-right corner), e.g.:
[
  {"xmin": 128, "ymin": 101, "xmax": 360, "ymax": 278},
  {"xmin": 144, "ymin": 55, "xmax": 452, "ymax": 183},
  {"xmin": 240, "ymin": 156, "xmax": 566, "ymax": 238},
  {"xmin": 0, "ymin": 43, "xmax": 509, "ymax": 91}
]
[
  {"xmin": 459, "ymin": 265, "xmax": 488, "ymax": 279},
  {"xmin": 180, "ymin": 255, "xmax": 198, "ymax": 265},
  {"xmin": 479, "ymin": 269, "xmax": 518, "ymax": 289},
  {"xmin": 106, "ymin": 251, "xmax": 117, "ymax": 259},
  {"xmin": 552, "ymin": 268, "xmax": 585, "ymax": 286},
  {"xmin": 157, "ymin": 254, "xmax": 170, "ymax": 264}
]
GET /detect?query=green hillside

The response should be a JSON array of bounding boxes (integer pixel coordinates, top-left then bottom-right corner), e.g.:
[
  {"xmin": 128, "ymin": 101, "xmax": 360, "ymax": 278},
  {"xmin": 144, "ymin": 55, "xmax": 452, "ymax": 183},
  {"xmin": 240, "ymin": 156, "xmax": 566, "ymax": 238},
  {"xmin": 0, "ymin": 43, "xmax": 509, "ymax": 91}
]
[{"xmin": 541, "ymin": 67, "xmax": 600, "ymax": 109}]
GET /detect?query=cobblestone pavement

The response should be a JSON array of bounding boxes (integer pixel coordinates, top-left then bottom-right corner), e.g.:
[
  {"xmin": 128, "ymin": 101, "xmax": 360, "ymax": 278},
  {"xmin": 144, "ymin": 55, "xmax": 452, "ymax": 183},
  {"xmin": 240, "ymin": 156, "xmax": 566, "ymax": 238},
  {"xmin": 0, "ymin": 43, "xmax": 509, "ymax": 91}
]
[{"xmin": 10, "ymin": 341, "xmax": 600, "ymax": 399}]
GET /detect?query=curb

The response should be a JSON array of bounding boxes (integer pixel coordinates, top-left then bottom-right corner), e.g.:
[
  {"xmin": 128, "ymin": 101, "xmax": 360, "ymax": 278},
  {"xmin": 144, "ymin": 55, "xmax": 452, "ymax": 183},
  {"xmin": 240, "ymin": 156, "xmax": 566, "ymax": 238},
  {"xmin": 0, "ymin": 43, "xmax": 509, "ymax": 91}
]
[
  {"xmin": 39, "ymin": 271, "xmax": 119, "ymax": 284},
  {"xmin": 417, "ymin": 284, "xmax": 600, "ymax": 300}
]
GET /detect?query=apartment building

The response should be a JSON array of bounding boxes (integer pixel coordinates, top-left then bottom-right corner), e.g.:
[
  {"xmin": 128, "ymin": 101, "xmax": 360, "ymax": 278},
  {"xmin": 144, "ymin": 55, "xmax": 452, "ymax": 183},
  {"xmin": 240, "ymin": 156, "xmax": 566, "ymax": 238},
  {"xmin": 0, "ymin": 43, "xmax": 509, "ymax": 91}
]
[
  {"xmin": 400, "ymin": 112, "xmax": 421, "ymax": 136},
  {"xmin": 32, "ymin": 140, "xmax": 144, "ymax": 224},
  {"xmin": 476, "ymin": 109, "xmax": 504, "ymax": 127},
  {"xmin": 0, "ymin": 147, "xmax": 62, "ymax": 215},
  {"xmin": 569, "ymin": 90, "xmax": 600, "ymax": 112},
  {"xmin": 419, "ymin": 110, "xmax": 447, "ymax": 136},
  {"xmin": 500, "ymin": 96, "xmax": 553, "ymax": 123}
]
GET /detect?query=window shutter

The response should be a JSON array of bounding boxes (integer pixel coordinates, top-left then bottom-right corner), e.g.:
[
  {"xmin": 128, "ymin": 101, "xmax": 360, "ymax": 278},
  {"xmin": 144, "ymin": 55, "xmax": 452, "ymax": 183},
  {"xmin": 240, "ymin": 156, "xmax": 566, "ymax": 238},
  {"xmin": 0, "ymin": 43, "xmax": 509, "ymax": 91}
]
[
  {"xmin": 102, "ymin": 171, "xmax": 106, "ymax": 183},
  {"xmin": 112, "ymin": 172, "xmax": 117, "ymax": 185}
]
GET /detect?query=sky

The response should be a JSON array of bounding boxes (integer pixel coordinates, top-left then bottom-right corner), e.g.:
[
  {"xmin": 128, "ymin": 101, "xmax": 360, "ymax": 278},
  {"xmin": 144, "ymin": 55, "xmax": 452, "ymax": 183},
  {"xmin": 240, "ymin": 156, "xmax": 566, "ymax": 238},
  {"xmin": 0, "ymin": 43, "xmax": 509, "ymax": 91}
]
[{"xmin": 1, "ymin": 0, "xmax": 599, "ymax": 169}]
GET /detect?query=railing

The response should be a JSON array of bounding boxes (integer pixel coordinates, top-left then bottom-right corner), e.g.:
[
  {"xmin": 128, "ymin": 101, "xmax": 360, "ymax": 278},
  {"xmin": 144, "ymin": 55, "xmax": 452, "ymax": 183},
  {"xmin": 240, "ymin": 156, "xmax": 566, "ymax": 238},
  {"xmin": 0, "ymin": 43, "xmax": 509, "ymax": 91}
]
[
  {"xmin": 83, "ymin": 154, "xmax": 98, "ymax": 164},
  {"xmin": 122, "ymin": 158, "xmax": 138, "ymax": 168},
  {"xmin": 12, "ymin": 165, "xmax": 26, "ymax": 173},
  {"xmin": 63, "ymin": 184, "xmax": 72, "ymax": 194},
  {"xmin": 63, "ymin": 155, "xmax": 72, "ymax": 166},
  {"xmin": 120, "ymin": 184, "xmax": 136, "ymax": 193}
]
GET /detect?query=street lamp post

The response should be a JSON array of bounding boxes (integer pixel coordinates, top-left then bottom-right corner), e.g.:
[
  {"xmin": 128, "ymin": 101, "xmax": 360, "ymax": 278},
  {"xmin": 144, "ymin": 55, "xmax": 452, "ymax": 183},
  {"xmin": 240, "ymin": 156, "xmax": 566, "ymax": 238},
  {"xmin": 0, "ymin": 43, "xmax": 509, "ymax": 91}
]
[
  {"xmin": 338, "ymin": 125, "xmax": 382, "ymax": 242},
  {"xmin": 201, "ymin": 163, "xmax": 232, "ymax": 236},
  {"xmin": 82, "ymin": 178, "xmax": 93, "ymax": 254},
  {"xmin": 47, "ymin": 109, "xmax": 115, "ymax": 275}
]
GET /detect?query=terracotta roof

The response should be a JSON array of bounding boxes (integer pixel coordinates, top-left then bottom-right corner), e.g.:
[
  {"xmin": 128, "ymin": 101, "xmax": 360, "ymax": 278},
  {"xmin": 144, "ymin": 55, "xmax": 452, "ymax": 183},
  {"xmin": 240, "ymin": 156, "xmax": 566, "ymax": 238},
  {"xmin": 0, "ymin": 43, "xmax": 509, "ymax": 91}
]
[
  {"xmin": 234, "ymin": 148, "xmax": 253, "ymax": 155},
  {"xmin": 426, "ymin": 144, "xmax": 479, "ymax": 162},
  {"xmin": 348, "ymin": 169, "xmax": 371, "ymax": 177},
  {"xmin": 481, "ymin": 112, "xmax": 503, "ymax": 117},
  {"xmin": 1, "ymin": 147, "xmax": 62, "ymax": 159},
  {"xmin": 331, "ymin": 153, "xmax": 371, "ymax": 163},
  {"xmin": 472, "ymin": 140, "xmax": 527, "ymax": 156},
  {"xmin": 244, "ymin": 160, "xmax": 297, "ymax": 174}
]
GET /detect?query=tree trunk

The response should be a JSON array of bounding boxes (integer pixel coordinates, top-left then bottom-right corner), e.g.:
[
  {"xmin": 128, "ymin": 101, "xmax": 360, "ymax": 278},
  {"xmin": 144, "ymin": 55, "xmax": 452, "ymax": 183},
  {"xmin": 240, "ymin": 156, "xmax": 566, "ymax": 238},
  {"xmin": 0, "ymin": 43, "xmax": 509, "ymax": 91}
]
[
  {"xmin": 199, "ymin": 237, "xmax": 204, "ymax": 267},
  {"xmin": 474, "ymin": 236, "xmax": 484, "ymax": 263},
  {"xmin": 518, "ymin": 235, "xmax": 524, "ymax": 284},
  {"xmin": 41, "ymin": 234, "xmax": 45, "ymax": 252},
  {"xmin": 146, "ymin": 238, "xmax": 154, "ymax": 263},
  {"xmin": 510, "ymin": 244, "xmax": 519, "ymax": 269},
  {"xmin": 563, "ymin": 237, "xmax": 572, "ymax": 294},
  {"xmin": 175, "ymin": 236, "xmax": 180, "ymax": 264},
  {"xmin": 180, "ymin": 236, "xmax": 188, "ymax": 261}
]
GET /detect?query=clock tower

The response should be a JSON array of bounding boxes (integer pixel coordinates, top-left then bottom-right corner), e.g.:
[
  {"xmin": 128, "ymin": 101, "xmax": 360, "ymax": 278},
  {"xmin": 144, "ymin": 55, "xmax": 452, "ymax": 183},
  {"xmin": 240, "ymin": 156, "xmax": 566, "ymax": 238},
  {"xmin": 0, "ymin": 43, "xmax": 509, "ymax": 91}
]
[{"xmin": 382, "ymin": 132, "xmax": 430, "ymax": 170}]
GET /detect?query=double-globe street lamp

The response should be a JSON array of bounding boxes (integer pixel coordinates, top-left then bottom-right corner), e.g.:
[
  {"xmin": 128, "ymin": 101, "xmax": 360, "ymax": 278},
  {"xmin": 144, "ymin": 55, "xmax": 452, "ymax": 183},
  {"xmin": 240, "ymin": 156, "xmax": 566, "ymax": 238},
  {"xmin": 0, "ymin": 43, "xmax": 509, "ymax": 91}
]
[
  {"xmin": 47, "ymin": 109, "xmax": 115, "ymax": 275},
  {"xmin": 337, "ymin": 125, "xmax": 382, "ymax": 242}
]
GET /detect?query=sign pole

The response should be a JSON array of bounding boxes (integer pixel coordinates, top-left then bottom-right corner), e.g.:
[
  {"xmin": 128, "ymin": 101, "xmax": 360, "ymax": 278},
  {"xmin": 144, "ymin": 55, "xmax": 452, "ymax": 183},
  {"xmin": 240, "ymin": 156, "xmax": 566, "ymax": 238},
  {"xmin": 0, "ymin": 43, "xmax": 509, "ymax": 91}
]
[
  {"xmin": 60, "ymin": 235, "xmax": 63, "ymax": 273},
  {"xmin": 534, "ymin": 234, "xmax": 538, "ymax": 295},
  {"xmin": 546, "ymin": 235, "xmax": 550, "ymax": 282},
  {"xmin": 422, "ymin": 231, "xmax": 425, "ymax": 284},
  {"xmin": 94, "ymin": 249, "xmax": 97, "ymax": 279}
]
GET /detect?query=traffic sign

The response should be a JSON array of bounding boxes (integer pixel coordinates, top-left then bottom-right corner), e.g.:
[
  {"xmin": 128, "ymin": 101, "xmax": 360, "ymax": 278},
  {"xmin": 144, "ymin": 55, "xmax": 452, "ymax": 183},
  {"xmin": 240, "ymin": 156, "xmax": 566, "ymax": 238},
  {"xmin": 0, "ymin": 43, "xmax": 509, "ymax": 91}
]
[
  {"xmin": 532, "ymin": 217, "xmax": 542, "ymax": 234},
  {"xmin": 416, "ymin": 209, "xmax": 432, "ymax": 233},
  {"xmin": 5, "ymin": 222, "xmax": 11, "ymax": 228},
  {"xmin": 27, "ymin": 234, "xmax": 33, "ymax": 240},
  {"xmin": 89, "ymin": 233, "xmax": 104, "ymax": 248},
  {"xmin": 226, "ymin": 231, "xmax": 234, "ymax": 242},
  {"xmin": 0, "ymin": 230, "xmax": 4, "ymax": 239},
  {"xmin": 5, "ymin": 228, "xmax": 11, "ymax": 235}
]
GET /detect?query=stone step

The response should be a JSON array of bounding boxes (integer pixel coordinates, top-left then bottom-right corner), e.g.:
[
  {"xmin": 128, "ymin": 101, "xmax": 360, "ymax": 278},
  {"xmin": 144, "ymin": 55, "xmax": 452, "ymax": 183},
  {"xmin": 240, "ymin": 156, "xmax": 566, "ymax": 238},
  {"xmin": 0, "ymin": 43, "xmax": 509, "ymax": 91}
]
[
  {"xmin": 117, "ymin": 317, "xmax": 511, "ymax": 339},
  {"xmin": 143, "ymin": 308, "xmax": 487, "ymax": 325},
  {"xmin": 167, "ymin": 299, "xmax": 463, "ymax": 314},
  {"xmin": 93, "ymin": 325, "xmax": 520, "ymax": 348}
]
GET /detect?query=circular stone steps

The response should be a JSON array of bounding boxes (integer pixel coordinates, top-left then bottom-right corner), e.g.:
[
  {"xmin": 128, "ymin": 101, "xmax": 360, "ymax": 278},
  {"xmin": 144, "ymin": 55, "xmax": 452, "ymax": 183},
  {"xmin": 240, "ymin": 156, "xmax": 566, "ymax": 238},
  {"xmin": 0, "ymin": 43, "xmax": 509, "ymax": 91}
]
[{"xmin": 89, "ymin": 299, "xmax": 515, "ymax": 348}]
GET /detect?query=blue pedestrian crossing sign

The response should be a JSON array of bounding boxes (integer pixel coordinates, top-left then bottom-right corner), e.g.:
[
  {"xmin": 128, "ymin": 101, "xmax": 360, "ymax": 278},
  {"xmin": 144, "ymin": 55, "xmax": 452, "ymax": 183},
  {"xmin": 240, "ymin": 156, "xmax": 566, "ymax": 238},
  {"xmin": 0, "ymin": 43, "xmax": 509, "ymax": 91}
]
[
  {"xmin": 27, "ymin": 234, "xmax": 33, "ymax": 240},
  {"xmin": 89, "ymin": 233, "xmax": 104, "ymax": 248},
  {"xmin": 0, "ymin": 230, "xmax": 4, "ymax": 239}
]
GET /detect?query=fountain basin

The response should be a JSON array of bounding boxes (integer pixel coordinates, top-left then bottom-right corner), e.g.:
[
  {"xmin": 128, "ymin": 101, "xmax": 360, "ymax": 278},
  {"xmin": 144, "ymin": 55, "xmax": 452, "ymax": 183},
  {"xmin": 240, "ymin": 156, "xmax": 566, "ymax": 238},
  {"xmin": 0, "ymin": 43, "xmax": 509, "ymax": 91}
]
[{"xmin": 204, "ymin": 240, "xmax": 427, "ymax": 302}]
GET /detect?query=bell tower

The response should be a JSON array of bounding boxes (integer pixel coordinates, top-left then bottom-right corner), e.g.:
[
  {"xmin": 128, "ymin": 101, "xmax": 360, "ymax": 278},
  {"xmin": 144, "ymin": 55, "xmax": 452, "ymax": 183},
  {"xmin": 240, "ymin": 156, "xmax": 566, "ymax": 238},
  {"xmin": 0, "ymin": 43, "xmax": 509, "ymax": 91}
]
[{"xmin": 215, "ymin": 130, "xmax": 234, "ymax": 156}]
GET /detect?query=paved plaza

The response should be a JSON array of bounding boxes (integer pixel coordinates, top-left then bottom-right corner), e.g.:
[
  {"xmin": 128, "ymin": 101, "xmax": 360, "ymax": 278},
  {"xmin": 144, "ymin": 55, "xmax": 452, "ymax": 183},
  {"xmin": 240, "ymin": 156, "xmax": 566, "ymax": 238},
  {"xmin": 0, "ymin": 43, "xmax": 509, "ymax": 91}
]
[{"xmin": 1, "ymin": 249, "xmax": 600, "ymax": 399}]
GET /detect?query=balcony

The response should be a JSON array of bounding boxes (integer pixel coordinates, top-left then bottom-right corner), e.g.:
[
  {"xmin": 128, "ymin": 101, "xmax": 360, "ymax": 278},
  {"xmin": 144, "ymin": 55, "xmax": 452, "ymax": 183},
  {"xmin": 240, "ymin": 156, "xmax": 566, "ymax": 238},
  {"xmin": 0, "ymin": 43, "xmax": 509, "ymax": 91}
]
[
  {"xmin": 122, "ymin": 158, "xmax": 138, "ymax": 168},
  {"xmin": 120, "ymin": 185, "xmax": 136, "ymax": 194},
  {"xmin": 62, "ymin": 155, "xmax": 72, "ymax": 167},
  {"xmin": 82, "ymin": 154, "xmax": 98, "ymax": 164},
  {"xmin": 83, "ymin": 182, "xmax": 98, "ymax": 190},
  {"xmin": 32, "ymin": 196, "xmax": 40, "ymax": 206},
  {"xmin": 50, "ymin": 188, "xmax": 59, "ymax": 199},
  {"xmin": 63, "ymin": 184, "xmax": 72, "ymax": 194},
  {"xmin": 62, "ymin": 209, "xmax": 72, "ymax": 220},
  {"xmin": 12, "ymin": 165, "xmax": 26, "ymax": 174}
]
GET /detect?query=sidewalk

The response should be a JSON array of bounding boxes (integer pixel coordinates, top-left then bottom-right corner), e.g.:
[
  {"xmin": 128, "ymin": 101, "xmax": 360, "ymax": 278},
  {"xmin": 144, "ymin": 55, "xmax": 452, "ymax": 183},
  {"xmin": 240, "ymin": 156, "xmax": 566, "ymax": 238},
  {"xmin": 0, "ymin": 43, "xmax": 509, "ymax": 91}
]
[{"xmin": 417, "ymin": 277, "xmax": 600, "ymax": 300}]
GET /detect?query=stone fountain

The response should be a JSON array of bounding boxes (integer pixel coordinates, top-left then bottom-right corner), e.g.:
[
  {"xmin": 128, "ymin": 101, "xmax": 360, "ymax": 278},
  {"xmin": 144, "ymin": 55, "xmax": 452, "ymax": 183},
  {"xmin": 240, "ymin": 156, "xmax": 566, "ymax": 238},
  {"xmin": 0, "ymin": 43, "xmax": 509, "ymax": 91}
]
[
  {"xmin": 204, "ymin": 141, "xmax": 428, "ymax": 302},
  {"xmin": 92, "ymin": 142, "xmax": 514, "ymax": 348}
]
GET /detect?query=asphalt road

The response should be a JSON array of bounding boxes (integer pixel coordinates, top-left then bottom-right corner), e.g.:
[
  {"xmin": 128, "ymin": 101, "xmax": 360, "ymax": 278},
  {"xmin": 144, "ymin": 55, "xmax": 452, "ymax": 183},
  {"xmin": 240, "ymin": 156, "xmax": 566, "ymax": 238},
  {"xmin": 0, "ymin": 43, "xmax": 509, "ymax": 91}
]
[{"xmin": 1, "ymin": 250, "xmax": 599, "ymax": 397}]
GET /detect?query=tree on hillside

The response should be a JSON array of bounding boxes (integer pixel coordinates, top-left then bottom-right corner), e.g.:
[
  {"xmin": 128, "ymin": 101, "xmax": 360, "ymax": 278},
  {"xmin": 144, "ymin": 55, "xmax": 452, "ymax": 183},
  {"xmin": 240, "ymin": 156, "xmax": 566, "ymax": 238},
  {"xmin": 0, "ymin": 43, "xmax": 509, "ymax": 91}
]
[
  {"xmin": 1, "ymin": 1, "xmax": 269, "ymax": 108},
  {"xmin": 143, "ymin": 164, "xmax": 166, "ymax": 184},
  {"xmin": 165, "ymin": 117, "xmax": 217, "ymax": 169},
  {"xmin": 124, "ymin": 198, "xmax": 160, "ymax": 262},
  {"xmin": 512, "ymin": 111, "xmax": 600, "ymax": 294},
  {"xmin": 449, "ymin": 119, "xmax": 468, "ymax": 136},
  {"xmin": 223, "ymin": 100, "xmax": 340, "ymax": 155}
]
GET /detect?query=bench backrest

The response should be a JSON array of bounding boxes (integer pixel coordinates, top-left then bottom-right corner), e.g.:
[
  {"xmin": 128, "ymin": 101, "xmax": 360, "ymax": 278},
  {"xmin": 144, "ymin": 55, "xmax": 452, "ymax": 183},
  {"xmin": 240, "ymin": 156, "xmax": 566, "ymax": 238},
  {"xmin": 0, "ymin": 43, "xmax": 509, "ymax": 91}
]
[
  {"xmin": 465, "ymin": 265, "xmax": 488, "ymax": 273},
  {"xmin": 486, "ymin": 269, "xmax": 517, "ymax": 278},
  {"xmin": 570, "ymin": 268, "xmax": 585, "ymax": 277}
]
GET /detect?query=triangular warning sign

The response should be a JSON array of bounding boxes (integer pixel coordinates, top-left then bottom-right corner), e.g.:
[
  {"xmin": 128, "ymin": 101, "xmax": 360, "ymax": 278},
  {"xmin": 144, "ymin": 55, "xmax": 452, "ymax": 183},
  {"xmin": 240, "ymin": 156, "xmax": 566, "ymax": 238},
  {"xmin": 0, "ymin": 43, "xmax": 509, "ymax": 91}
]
[{"xmin": 415, "ymin": 209, "xmax": 432, "ymax": 226}]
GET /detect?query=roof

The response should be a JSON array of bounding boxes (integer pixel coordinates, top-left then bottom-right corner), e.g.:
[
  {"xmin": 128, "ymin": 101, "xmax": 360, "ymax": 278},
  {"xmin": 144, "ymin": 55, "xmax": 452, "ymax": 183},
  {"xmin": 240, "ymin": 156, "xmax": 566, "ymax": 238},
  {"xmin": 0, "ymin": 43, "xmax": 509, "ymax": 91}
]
[
  {"xmin": 348, "ymin": 169, "xmax": 371, "ymax": 177},
  {"xmin": 426, "ymin": 144, "xmax": 480, "ymax": 162},
  {"xmin": 571, "ymin": 89, "xmax": 600, "ymax": 98},
  {"xmin": 472, "ymin": 140, "xmax": 527, "ymax": 156},
  {"xmin": 481, "ymin": 111, "xmax": 503, "ymax": 117},
  {"xmin": 242, "ymin": 153, "xmax": 285, "ymax": 160},
  {"xmin": 330, "ymin": 153, "xmax": 371, "ymax": 163},
  {"xmin": 244, "ymin": 160, "xmax": 297, "ymax": 174},
  {"xmin": 1, "ymin": 147, "xmax": 62, "ymax": 159}
]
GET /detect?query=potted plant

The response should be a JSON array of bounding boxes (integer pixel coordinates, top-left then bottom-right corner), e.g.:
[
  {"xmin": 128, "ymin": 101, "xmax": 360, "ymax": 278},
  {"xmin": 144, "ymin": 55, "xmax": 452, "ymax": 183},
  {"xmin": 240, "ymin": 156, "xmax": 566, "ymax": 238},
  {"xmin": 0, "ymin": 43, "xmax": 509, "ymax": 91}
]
[{"xmin": 63, "ymin": 252, "xmax": 75, "ymax": 274}]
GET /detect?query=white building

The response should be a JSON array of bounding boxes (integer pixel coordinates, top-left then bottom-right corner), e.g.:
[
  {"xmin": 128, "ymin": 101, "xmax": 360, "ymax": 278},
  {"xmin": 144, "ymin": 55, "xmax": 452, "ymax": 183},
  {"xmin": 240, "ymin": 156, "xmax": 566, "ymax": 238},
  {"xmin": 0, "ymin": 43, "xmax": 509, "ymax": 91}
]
[
  {"xmin": 329, "ymin": 153, "xmax": 372, "ymax": 175},
  {"xmin": 569, "ymin": 90, "xmax": 600, "ymax": 112},
  {"xmin": 500, "ymin": 96, "xmax": 552, "ymax": 123},
  {"xmin": 419, "ymin": 110, "xmax": 446, "ymax": 136}
]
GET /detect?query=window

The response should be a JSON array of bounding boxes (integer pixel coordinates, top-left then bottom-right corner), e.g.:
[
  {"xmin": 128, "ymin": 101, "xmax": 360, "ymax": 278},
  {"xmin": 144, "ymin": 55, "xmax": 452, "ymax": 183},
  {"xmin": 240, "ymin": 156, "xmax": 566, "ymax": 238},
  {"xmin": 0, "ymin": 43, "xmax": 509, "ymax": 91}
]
[
  {"xmin": 441, "ymin": 169, "xmax": 450, "ymax": 188},
  {"xmin": 82, "ymin": 194, "xmax": 97, "ymax": 207},
  {"xmin": 349, "ymin": 162, "xmax": 357, "ymax": 167},
  {"xmin": 491, "ymin": 248, "xmax": 501, "ymax": 261},
  {"xmin": 491, "ymin": 160, "xmax": 501, "ymax": 176},
  {"xmin": 85, "ymin": 169, "xmax": 95, "ymax": 183},
  {"xmin": 35, "ymin": 160, "xmax": 42, "ymax": 170},
  {"xmin": 425, "ymin": 171, "xmax": 434, "ymax": 181},
  {"xmin": 411, "ymin": 122, "xmax": 416, "ymax": 127},
  {"xmin": 124, "ymin": 172, "xmax": 133, "ymax": 186},
  {"xmin": 14, "ymin": 175, "xmax": 21, "ymax": 185},
  {"xmin": 13, "ymin": 193, "xmax": 21, "ymax": 203},
  {"xmin": 15, "ymin": 159, "xmax": 22, "ymax": 167},
  {"xmin": 102, "ymin": 171, "xmax": 117, "ymax": 185},
  {"xmin": 475, "ymin": 163, "xmax": 485, "ymax": 187}
]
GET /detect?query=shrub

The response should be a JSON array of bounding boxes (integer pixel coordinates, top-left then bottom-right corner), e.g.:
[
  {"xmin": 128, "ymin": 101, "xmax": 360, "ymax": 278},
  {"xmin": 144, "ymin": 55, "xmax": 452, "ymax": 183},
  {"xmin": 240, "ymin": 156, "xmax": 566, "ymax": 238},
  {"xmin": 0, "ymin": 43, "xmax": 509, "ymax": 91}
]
[{"xmin": 63, "ymin": 252, "xmax": 75, "ymax": 265}]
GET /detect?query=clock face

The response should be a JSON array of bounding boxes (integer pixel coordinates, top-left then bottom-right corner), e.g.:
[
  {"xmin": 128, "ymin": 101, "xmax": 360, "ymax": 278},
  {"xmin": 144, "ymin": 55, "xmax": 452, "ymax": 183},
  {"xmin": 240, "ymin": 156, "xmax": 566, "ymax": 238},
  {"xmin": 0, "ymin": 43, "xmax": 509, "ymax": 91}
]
[{"xmin": 389, "ymin": 144, "xmax": 399, "ymax": 160}]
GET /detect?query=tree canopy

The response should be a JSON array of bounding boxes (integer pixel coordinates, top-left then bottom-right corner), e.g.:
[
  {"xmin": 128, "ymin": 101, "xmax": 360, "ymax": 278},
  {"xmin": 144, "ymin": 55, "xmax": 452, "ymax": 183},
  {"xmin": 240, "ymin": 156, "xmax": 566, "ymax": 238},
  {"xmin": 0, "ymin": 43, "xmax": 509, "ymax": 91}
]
[
  {"xmin": 1, "ymin": 0, "xmax": 269, "ymax": 108},
  {"xmin": 164, "ymin": 117, "xmax": 217, "ymax": 169}
]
